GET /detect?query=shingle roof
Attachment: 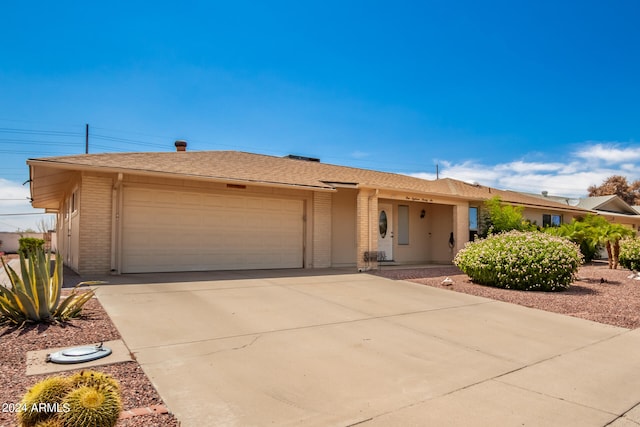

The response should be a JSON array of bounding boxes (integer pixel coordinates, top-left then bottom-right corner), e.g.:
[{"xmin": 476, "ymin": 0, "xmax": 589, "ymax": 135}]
[
  {"xmin": 28, "ymin": 150, "xmax": 588, "ymax": 212},
  {"xmin": 576, "ymin": 195, "xmax": 640, "ymax": 216},
  {"xmin": 575, "ymin": 195, "xmax": 619, "ymax": 210}
]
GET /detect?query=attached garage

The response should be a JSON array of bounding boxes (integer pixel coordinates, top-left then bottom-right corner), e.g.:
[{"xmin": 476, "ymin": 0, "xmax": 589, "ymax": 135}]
[{"xmin": 120, "ymin": 187, "xmax": 305, "ymax": 273}]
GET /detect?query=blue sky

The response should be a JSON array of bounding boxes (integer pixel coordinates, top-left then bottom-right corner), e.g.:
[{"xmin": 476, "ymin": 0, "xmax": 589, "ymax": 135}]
[{"xmin": 2, "ymin": 0, "xmax": 640, "ymax": 231}]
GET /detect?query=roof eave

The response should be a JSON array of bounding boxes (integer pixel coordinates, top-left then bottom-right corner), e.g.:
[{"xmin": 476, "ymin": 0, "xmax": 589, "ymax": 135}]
[{"xmin": 27, "ymin": 159, "xmax": 336, "ymax": 193}]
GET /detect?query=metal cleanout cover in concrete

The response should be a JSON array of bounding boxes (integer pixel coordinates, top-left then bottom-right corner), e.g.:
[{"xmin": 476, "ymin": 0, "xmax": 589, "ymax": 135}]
[{"xmin": 47, "ymin": 343, "xmax": 112, "ymax": 364}]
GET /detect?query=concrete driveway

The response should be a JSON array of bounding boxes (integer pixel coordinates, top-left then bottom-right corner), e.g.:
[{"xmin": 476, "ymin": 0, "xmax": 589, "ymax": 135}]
[{"xmin": 95, "ymin": 270, "xmax": 640, "ymax": 427}]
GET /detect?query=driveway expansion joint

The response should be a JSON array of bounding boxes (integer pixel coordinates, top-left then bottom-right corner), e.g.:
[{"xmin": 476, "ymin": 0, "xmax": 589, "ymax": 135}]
[{"xmin": 604, "ymin": 401, "xmax": 640, "ymax": 426}]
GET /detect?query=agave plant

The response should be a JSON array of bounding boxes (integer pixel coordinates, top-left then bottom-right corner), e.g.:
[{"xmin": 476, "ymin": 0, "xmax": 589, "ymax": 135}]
[{"xmin": 0, "ymin": 248, "xmax": 98, "ymax": 325}]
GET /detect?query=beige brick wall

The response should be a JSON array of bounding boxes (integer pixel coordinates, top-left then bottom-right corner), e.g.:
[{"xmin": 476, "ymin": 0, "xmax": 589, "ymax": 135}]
[
  {"xmin": 312, "ymin": 192, "xmax": 332, "ymax": 268},
  {"xmin": 78, "ymin": 174, "xmax": 113, "ymax": 275},
  {"xmin": 331, "ymin": 189, "xmax": 357, "ymax": 266},
  {"xmin": 452, "ymin": 202, "xmax": 469, "ymax": 256},
  {"xmin": 356, "ymin": 189, "xmax": 378, "ymax": 270}
]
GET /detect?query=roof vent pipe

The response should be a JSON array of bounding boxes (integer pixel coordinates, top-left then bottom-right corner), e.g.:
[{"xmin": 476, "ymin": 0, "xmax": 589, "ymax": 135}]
[
  {"xmin": 541, "ymin": 190, "xmax": 549, "ymax": 197},
  {"xmin": 175, "ymin": 140, "xmax": 187, "ymax": 152}
]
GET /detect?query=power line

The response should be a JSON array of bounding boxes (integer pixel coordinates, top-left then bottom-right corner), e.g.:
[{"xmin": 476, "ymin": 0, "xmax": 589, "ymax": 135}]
[
  {"xmin": 0, "ymin": 213, "xmax": 49, "ymax": 216},
  {"xmin": 0, "ymin": 220, "xmax": 21, "ymax": 230},
  {"xmin": 0, "ymin": 127, "xmax": 83, "ymax": 137},
  {"xmin": 0, "ymin": 138, "xmax": 81, "ymax": 146},
  {"xmin": 91, "ymin": 134, "xmax": 169, "ymax": 149}
]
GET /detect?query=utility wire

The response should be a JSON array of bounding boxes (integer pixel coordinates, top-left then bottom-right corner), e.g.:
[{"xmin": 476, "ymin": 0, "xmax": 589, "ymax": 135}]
[
  {"xmin": 0, "ymin": 213, "xmax": 48, "ymax": 216},
  {"xmin": 0, "ymin": 138, "xmax": 81, "ymax": 146},
  {"xmin": 0, "ymin": 127, "xmax": 83, "ymax": 137},
  {"xmin": 91, "ymin": 134, "xmax": 169, "ymax": 149}
]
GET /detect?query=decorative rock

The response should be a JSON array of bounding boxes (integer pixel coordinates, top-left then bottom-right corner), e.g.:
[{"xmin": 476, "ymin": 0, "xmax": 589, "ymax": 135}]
[{"xmin": 441, "ymin": 277, "xmax": 454, "ymax": 286}]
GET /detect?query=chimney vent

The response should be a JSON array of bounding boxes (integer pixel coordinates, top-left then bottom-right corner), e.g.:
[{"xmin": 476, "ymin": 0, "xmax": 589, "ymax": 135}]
[
  {"xmin": 285, "ymin": 154, "xmax": 320, "ymax": 162},
  {"xmin": 175, "ymin": 140, "xmax": 187, "ymax": 152},
  {"xmin": 541, "ymin": 191, "xmax": 549, "ymax": 197}
]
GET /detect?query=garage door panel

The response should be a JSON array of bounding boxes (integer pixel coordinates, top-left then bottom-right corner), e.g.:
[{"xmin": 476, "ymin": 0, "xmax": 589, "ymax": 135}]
[
  {"xmin": 122, "ymin": 188, "xmax": 304, "ymax": 273},
  {"xmin": 178, "ymin": 192, "xmax": 202, "ymax": 206}
]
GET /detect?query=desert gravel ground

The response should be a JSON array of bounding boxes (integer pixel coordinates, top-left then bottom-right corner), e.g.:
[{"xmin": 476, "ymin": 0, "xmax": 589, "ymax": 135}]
[
  {"xmin": 2, "ymin": 262, "xmax": 639, "ymax": 426},
  {"xmin": 0, "ymin": 296, "xmax": 180, "ymax": 427}
]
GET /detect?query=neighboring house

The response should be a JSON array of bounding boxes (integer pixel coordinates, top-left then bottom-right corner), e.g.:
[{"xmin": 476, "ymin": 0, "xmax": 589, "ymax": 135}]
[
  {"xmin": 27, "ymin": 144, "xmax": 590, "ymax": 275},
  {"xmin": 576, "ymin": 195, "xmax": 640, "ymax": 232},
  {"xmin": 527, "ymin": 193, "xmax": 640, "ymax": 234}
]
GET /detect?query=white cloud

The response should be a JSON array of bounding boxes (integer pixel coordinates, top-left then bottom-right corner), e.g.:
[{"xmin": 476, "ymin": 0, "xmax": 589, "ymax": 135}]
[
  {"xmin": 351, "ymin": 151, "xmax": 370, "ymax": 159},
  {"xmin": 437, "ymin": 160, "xmax": 504, "ymax": 183},
  {"xmin": 0, "ymin": 178, "xmax": 31, "ymax": 204},
  {"xmin": 405, "ymin": 142, "xmax": 640, "ymax": 198},
  {"xmin": 574, "ymin": 143, "xmax": 640, "ymax": 164},
  {"xmin": 0, "ymin": 179, "xmax": 52, "ymax": 232},
  {"xmin": 494, "ymin": 161, "xmax": 566, "ymax": 173}
]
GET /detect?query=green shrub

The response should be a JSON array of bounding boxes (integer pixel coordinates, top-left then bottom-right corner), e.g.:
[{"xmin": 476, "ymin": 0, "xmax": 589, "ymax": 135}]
[
  {"xmin": 18, "ymin": 237, "xmax": 45, "ymax": 256},
  {"xmin": 543, "ymin": 216, "xmax": 601, "ymax": 262},
  {"xmin": 0, "ymin": 247, "xmax": 98, "ymax": 325},
  {"xmin": 454, "ymin": 231, "xmax": 583, "ymax": 291},
  {"xmin": 619, "ymin": 238, "xmax": 640, "ymax": 271},
  {"xmin": 480, "ymin": 196, "xmax": 537, "ymax": 236}
]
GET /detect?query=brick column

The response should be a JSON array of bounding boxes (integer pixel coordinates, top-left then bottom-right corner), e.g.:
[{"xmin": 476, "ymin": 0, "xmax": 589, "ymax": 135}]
[
  {"xmin": 356, "ymin": 189, "xmax": 378, "ymax": 270},
  {"xmin": 79, "ymin": 174, "xmax": 113, "ymax": 275},
  {"xmin": 452, "ymin": 202, "xmax": 469, "ymax": 257},
  {"xmin": 312, "ymin": 192, "xmax": 332, "ymax": 268}
]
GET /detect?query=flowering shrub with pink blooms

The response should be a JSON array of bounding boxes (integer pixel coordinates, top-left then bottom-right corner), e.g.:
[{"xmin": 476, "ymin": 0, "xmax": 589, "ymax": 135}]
[{"xmin": 453, "ymin": 231, "xmax": 583, "ymax": 291}]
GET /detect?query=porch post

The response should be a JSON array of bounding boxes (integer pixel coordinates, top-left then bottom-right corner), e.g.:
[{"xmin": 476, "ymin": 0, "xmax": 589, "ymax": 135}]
[
  {"xmin": 356, "ymin": 188, "xmax": 378, "ymax": 271},
  {"xmin": 312, "ymin": 192, "xmax": 332, "ymax": 268},
  {"xmin": 452, "ymin": 202, "xmax": 469, "ymax": 257}
]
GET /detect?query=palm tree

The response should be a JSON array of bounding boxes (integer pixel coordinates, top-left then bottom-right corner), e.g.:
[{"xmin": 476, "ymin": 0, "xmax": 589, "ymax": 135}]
[
  {"xmin": 598, "ymin": 222, "xmax": 635, "ymax": 269},
  {"xmin": 544, "ymin": 214, "xmax": 635, "ymax": 268},
  {"xmin": 544, "ymin": 216, "xmax": 602, "ymax": 262}
]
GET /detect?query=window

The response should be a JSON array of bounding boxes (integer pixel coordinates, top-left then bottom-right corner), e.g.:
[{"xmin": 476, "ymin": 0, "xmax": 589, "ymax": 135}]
[
  {"xmin": 379, "ymin": 211, "xmax": 388, "ymax": 238},
  {"xmin": 469, "ymin": 207, "xmax": 478, "ymax": 231},
  {"xmin": 398, "ymin": 205, "xmax": 409, "ymax": 245},
  {"xmin": 543, "ymin": 214, "xmax": 562, "ymax": 227},
  {"xmin": 469, "ymin": 207, "xmax": 478, "ymax": 241},
  {"xmin": 70, "ymin": 190, "xmax": 78, "ymax": 214}
]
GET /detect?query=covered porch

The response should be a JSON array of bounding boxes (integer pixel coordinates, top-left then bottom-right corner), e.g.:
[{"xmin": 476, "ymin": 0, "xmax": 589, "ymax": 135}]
[{"xmin": 328, "ymin": 187, "xmax": 470, "ymax": 271}]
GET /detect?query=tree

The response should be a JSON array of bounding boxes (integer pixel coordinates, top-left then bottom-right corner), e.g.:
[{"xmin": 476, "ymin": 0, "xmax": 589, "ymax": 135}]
[
  {"xmin": 544, "ymin": 215, "xmax": 601, "ymax": 262},
  {"xmin": 598, "ymin": 221, "xmax": 635, "ymax": 269},
  {"xmin": 480, "ymin": 196, "xmax": 536, "ymax": 236},
  {"xmin": 587, "ymin": 175, "xmax": 640, "ymax": 206},
  {"xmin": 36, "ymin": 217, "xmax": 56, "ymax": 233},
  {"xmin": 544, "ymin": 214, "xmax": 635, "ymax": 268}
]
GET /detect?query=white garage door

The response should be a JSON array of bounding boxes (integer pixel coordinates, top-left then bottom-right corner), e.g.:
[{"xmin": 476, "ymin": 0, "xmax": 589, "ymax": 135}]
[{"xmin": 121, "ymin": 187, "xmax": 304, "ymax": 273}]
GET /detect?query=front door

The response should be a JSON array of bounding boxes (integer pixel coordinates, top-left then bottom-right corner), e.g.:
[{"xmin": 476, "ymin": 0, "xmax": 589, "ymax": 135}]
[{"xmin": 378, "ymin": 203, "xmax": 393, "ymax": 261}]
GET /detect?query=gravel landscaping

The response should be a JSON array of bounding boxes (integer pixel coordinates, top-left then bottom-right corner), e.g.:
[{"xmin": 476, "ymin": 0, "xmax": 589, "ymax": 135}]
[{"xmin": 0, "ymin": 295, "xmax": 179, "ymax": 427}]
